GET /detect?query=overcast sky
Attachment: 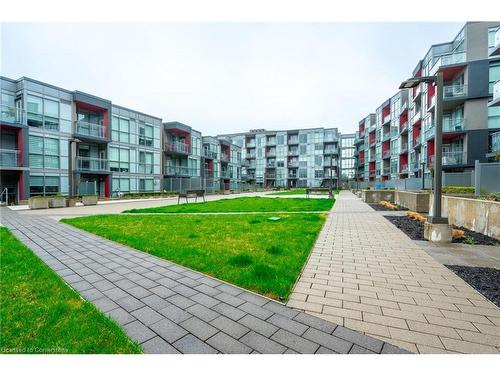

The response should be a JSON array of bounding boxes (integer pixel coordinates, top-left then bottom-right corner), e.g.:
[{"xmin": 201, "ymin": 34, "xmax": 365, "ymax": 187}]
[{"xmin": 1, "ymin": 23, "xmax": 462, "ymax": 135}]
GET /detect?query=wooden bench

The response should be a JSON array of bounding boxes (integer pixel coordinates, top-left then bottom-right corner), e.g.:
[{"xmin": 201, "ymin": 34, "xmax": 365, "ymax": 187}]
[
  {"xmin": 305, "ymin": 187, "xmax": 333, "ymax": 198},
  {"xmin": 178, "ymin": 189, "xmax": 206, "ymax": 204}
]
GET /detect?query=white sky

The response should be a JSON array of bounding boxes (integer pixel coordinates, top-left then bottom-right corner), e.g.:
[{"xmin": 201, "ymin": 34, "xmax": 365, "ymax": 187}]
[{"xmin": 1, "ymin": 22, "xmax": 462, "ymax": 135}]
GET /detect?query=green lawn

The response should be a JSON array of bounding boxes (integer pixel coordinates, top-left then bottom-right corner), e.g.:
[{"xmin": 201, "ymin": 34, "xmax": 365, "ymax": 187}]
[
  {"xmin": 62, "ymin": 214, "xmax": 327, "ymax": 300},
  {"xmin": 269, "ymin": 189, "xmax": 340, "ymax": 196},
  {"xmin": 0, "ymin": 227, "xmax": 141, "ymax": 354},
  {"xmin": 124, "ymin": 196, "xmax": 334, "ymax": 214}
]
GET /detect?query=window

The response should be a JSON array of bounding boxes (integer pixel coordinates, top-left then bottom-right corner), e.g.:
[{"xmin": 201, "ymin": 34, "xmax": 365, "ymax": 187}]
[
  {"xmin": 111, "ymin": 116, "xmax": 130, "ymax": 143},
  {"xmin": 139, "ymin": 124, "xmax": 154, "ymax": 147},
  {"xmin": 27, "ymin": 95, "xmax": 43, "ymax": 127},
  {"xmin": 29, "ymin": 175, "xmax": 60, "ymax": 196},
  {"xmin": 489, "ymin": 62, "xmax": 500, "ymax": 95},
  {"xmin": 112, "ymin": 177, "xmax": 130, "ymax": 193},
  {"xmin": 489, "ymin": 106, "xmax": 500, "ymax": 129},
  {"xmin": 29, "ymin": 135, "xmax": 59, "ymax": 169},
  {"xmin": 299, "ymin": 134, "xmax": 307, "ymax": 144},
  {"xmin": 314, "ymin": 170, "xmax": 324, "ymax": 178},
  {"xmin": 109, "ymin": 146, "xmax": 130, "ymax": 172},
  {"xmin": 138, "ymin": 151, "xmax": 154, "ymax": 174},
  {"xmin": 43, "ymin": 98, "xmax": 59, "ymax": 130},
  {"xmin": 139, "ymin": 178, "xmax": 154, "ymax": 192}
]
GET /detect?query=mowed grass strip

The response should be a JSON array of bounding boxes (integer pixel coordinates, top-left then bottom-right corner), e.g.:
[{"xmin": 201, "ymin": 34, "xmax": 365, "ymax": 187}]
[
  {"xmin": 124, "ymin": 196, "xmax": 334, "ymax": 213},
  {"xmin": 63, "ymin": 214, "xmax": 327, "ymax": 300},
  {"xmin": 0, "ymin": 227, "xmax": 141, "ymax": 354}
]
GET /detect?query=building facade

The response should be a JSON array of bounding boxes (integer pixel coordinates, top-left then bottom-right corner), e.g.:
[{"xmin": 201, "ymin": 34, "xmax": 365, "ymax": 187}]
[
  {"xmin": 339, "ymin": 133, "xmax": 356, "ymax": 186},
  {"xmin": 219, "ymin": 127, "xmax": 340, "ymax": 189},
  {"xmin": 0, "ymin": 77, "xmax": 163, "ymax": 203},
  {"xmin": 354, "ymin": 21, "xmax": 500, "ymax": 186}
]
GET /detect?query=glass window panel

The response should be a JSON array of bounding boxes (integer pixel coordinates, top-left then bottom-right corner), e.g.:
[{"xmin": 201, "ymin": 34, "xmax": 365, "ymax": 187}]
[
  {"xmin": 27, "ymin": 95, "xmax": 43, "ymax": 114},
  {"xmin": 109, "ymin": 147, "xmax": 119, "ymax": 161},
  {"xmin": 44, "ymin": 155, "xmax": 59, "ymax": 169},
  {"xmin": 29, "ymin": 135, "xmax": 44, "ymax": 153},
  {"xmin": 43, "ymin": 98, "xmax": 59, "ymax": 117},
  {"xmin": 44, "ymin": 138, "xmax": 59, "ymax": 155},
  {"xmin": 29, "ymin": 154, "xmax": 44, "ymax": 168},
  {"xmin": 119, "ymin": 148, "xmax": 129, "ymax": 161},
  {"xmin": 60, "ymin": 102, "xmax": 72, "ymax": 120}
]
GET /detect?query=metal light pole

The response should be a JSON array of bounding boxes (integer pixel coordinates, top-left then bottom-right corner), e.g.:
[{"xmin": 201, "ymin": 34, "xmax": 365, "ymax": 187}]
[
  {"xmin": 429, "ymin": 72, "xmax": 446, "ymax": 223},
  {"xmin": 420, "ymin": 161, "xmax": 426, "ymax": 190}
]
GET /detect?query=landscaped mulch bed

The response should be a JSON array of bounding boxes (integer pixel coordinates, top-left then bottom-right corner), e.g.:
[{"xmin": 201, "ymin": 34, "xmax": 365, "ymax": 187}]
[
  {"xmin": 368, "ymin": 203, "xmax": 408, "ymax": 212},
  {"xmin": 383, "ymin": 215, "xmax": 500, "ymax": 246},
  {"xmin": 445, "ymin": 265, "xmax": 500, "ymax": 308}
]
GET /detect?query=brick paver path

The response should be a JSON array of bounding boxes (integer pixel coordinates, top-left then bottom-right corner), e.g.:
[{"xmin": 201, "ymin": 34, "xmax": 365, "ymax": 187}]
[
  {"xmin": 287, "ymin": 191, "xmax": 500, "ymax": 354},
  {"xmin": 0, "ymin": 207, "xmax": 406, "ymax": 354}
]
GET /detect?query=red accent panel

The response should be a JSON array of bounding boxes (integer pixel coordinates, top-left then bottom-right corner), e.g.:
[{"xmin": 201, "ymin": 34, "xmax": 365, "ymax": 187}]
[
  {"xmin": 399, "ymin": 111, "xmax": 408, "ymax": 125},
  {"xmin": 399, "ymin": 153, "xmax": 408, "ymax": 165},
  {"xmin": 382, "ymin": 141, "xmax": 390, "ymax": 153},
  {"xmin": 382, "ymin": 105, "xmax": 390, "ymax": 118},
  {"xmin": 75, "ymin": 101, "xmax": 107, "ymax": 113},
  {"xmin": 369, "ymin": 133, "xmax": 376, "ymax": 144},
  {"xmin": 104, "ymin": 175, "xmax": 111, "ymax": 198},
  {"xmin": 17, "ymin": 128, "xmax": 23, "ymax": 167},
  {"xmin": 103, "ymin": 109, "xmax": 109, "ymax": 137}
]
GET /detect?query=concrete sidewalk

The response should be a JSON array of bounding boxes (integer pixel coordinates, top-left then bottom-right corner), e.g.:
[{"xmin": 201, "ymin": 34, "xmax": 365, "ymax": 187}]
[
  {"xmin": 287, "ymin": 191, "xmax": 500, "ymax": 354},
  {"xmin": 0, "ymin": 207, "xmax": 405, "ymax": 354}
]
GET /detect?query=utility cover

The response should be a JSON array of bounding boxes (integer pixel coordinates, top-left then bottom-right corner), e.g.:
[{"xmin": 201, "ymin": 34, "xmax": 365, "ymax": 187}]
[{"xmin": 268, "ymin": 217, "xmax": 281, "ymax": 221}]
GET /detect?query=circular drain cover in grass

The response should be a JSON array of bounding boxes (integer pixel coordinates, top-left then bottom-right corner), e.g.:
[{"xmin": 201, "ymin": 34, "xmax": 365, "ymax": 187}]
[{"xmin": 268, "ymin": 217, "xmax": 281, "ymax": 221}]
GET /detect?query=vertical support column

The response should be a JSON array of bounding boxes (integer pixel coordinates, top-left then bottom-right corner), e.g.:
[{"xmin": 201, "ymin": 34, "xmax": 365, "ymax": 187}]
[{"xmin": 104, "ymin": 175, "xmax": 111, "ymax": 198}]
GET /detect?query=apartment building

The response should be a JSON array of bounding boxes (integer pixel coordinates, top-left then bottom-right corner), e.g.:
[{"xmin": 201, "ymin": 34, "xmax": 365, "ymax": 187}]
[
  {"xmin": 354, "ymin": 21, "xmax": 500, "ymax": 185},
  {"xmin": 219, "ymin": 127, "xmax": 340, "ymax": 189},
  {"xmin": 0, "ymin": 76, "xmax": 162, "ymax": 203},
  {"xmin": 339, "ymin": 133, "xmax": 356, "ymax": 185}
]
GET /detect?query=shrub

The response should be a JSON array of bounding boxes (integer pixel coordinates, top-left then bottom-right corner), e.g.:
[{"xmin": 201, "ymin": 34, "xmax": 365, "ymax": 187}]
[
  {"xmin": 442, "ymin": 186, "xmax": 475, "ymax": 195},
  {"xmin": 452, "ymin": 229, "xmax": 465, "ymax": 239},
  {"xmin": 406, "ymin": 211, "xmax": 427, "ymax": 223}
]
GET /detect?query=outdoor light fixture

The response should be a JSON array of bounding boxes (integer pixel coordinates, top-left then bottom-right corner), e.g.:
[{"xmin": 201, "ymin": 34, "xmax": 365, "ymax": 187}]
[{"xmin": 399, "ymin": 72, "xmax": 447, "ymax": 225}]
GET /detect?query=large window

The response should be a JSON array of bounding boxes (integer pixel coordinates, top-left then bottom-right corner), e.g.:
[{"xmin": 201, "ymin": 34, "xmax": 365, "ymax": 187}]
[
  {"xmin": 139, "ymin": 178, "xmax": 154, "ymax": 192},
  {"xmin": 112, "ymin": 177, "xmax": 130, "ymax": 193},
  {"xmin": 29, "ymin": 175, "xmax": 60, "ymax": 196},
  {"xmin": 111, "ymin": 116, "xmax": 130, "ymax": 143},
  {"xmin": 109, "ymin": 146, "xmax": 130, "ymax": 172},
  {"xmin": 26, "ymin": 95, "xmax": 60, "ymax": 130},
  {"xmin": 489, "ymin": 106, "xmax": 500, "ymax": 129},
  {"xmin": 139, "ymin": 124, "xmax": 154, "ymax": 147},
  {"xmin": 138, "ymin": 151, "xmax": 154, "ymax": 174},
  {"xmin": 29, "ymin": 135, "xmax": 59, "ymax": 169},
  {"xmin": 489, "ymin": 62, "xmax": 500, "ymax": 95}
]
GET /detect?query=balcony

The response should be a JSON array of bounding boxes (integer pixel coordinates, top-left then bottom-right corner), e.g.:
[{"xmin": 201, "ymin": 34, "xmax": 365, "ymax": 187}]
[
  {"xmin": 382, "ymin": 132, "xmax": 391, "ymax": 142},
  {"xmin": 382, "ymin": 114, "xmax": 391, "ymax": 125},
  {"xmin": 411, "ymin": 110, "xmax": 421, "ymax": 125},
  {"xmin": 220, "ymin": 169, "xmax": 231, "ymax": 178},
  {"xmin": 428, "ymin": 151, "xmax": 467, "ymax": 167},
  {"xmin": 368, "ymin": 139, "xmax": 376, "ymax": 147},
  {"xmin": 77, "ymin": 157, "xmax": 109, "ymax": 172},
  {"xmin": 246, "ymin": 141, "xmax": 256, "ymax": 148},
  {"xmin": 164, "ymin": 141, "xmax": 189, "ymax": 154},
  {"xmin": 246, "ymin": 153, "xmax": 256, "ymax": 159},
  {"xmin": 266, "ymin": 162, "xmax": 276, "ymax": 168},
  {"xmin": 443, "ymin": 84, "xmax": 467, "ymax": 100},
  {"xmin": 368, "ymin": 171, "xmax": 376, "ymax": 178},
  {"xmin": 76, "ymin": 121, "xmax": 107, "ymax": 140},
  {"xmin": 288, "ymin": 136, "xmax": 299, "ymax": 144},
  {"xmin": 0, "ymin": 149, "xmax": 21, "ymax": 168},
  {"xmin": 203, "ymin": 149, "xmax": 218, "ymax": 159},
  {"xmin": 265, "ymin": 172, "xmax": 276, "ymax": 179},
  {"xmin": 399, "ymin": 101, "xmax": 408, "ymax": 115},
  {"xmin": 382, "ymin": 150, "xmax": 391, "ymax": 159},
  {"xmin": 220, "ymin": 153, "xmax": 230, "ymax": 163},
  {"xmin": 400, "ymin": 143, "xmax": 408, "ymax": 154},
  {"xmin": 491, "ymin": 28, "xmax": 500, "ymax": 56},
  {"xmin": 382, "ymin": 167, "xmax": 390, "ymax": 175},
  {"xmin": 443, "ymin": 118, "xmax": 465, "ymax": 132},
  {"xmin": 412, "ymin": 135, "xmax": 421, "ymax": 148},
  {"xmin": 489, "ymin": 80, "xmax": 500, "ymax": 107},
  {"xmin": 400, "ymin": 164, "xmax": 409, "ymax": 174},
  {"xmin": 358, "ymin": 158, "xmax": 365, "ymax": 164},
  {"xmin": 288, "ymin": 162, "xmax": 299, "ymax": 168},
  {"xmin": 399, "ymin": 122, "xmax": 408, "ymax": 134},
  {"xmin": 0, "ymin": 105, "xmax": 25, "ymax": 125},
  {"xmin": 266, "ymin": 152, "xmax": 276, "ymax": 158},
  {"xmin": 288, "ymin": 149, "xmax": 299, "ymax": 156},
  {"xmin": 430, "ymin": 52, "xmax": 466, "ymax": 75},
  {"xmin": 164, "ymin": 165, "xmax": 190, "ymax": 176},
  {"xmin": 369, "ymin": 154, "xmax": 376, "ymax": 162},
  {"xmin": 487, "ymin": 131, "xmax": 500, "ymax": 158},
  {"xmin": 324, "ymin": 148, "xmax": 338, "ymax": 154}
]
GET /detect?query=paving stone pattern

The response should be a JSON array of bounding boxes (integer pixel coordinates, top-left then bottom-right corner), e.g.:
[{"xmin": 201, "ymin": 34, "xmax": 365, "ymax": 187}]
[
  {"xmin": 0, "ymin": 207, "xmax": 406, "ymax": 354},
  {"xmin": 287, "ymin": 191, "xmax": 500, "ymax": 354}
]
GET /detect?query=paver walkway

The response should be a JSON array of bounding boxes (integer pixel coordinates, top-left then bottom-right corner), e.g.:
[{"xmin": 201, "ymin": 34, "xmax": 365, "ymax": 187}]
[
  {"xmin": 0, "ymin": 207, "xmax": 406, "ymax": 354},
  {"xmin": 287, "ymin": 191, "xmax": 500, "ymax": 354}
]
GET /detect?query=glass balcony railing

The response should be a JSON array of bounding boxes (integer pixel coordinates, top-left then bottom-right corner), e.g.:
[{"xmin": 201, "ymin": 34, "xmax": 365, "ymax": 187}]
[
  {"xmin": 400, "ymin": 164, "xmax": 409, "ymax": 173},
  {"xmin": 493, "ymin": 80, "xmax": 500, "ymax": 102},
  {"xmin": 220, "ymin": 153, "xmax": 230, "ymax": 163},
  {"xmin": 382, "ymin": 150, "xmax": 391, "ymax": 159},
  {"xmin": 1, "ymin": 104, "xmax": 25, "ymax": 125},
  {"xmin": 246, "ymin": 141, "xmax": 256, "ymax": 148},
  {"xmin": 288, "ymin": 137, "xmax": 299, "ymax": 144},
  {"xmin": 443, "ymin": 118, "xmax": 465, "ymax": 132},
  {"xmin": 495, "ymin": 28, "xmax": 500, "ymax": 50},
  {"xmin": 490, "ymin": 131, "xmax": 500, "ymax": 153},
  {"xmin": 77, "ymin": 157, "xmax": 109, "ymax": 172},
  {"xmin": 412, "ymin": 135, "xmax": 421, "ymax": 147},
  {"xmin": 429, "ymin": 151, "xmax": 466, "ymax": 166},
  {"xmin": 203, "ymin": 149, "xmax": 218, "ymax": 159},
  {"xmin": 382, "ymin": 132, "xmax": 391, "ymax": 141},
  {"xmin": 265, "ymin": 172, "xmax": 276, "ymax": 179},
  {"xmin": 246, "ymin": 153, "xmax": 256, "ymax": 159},
  {"xmin": 382, "ymin": 167, "xmax": 390, "ymax": 175},
  {"xmin": 76, "ymin": 120, "xmax": 107, "ymax": 139},
  {"xmin": 400, "ymin": 122, "xmax": 408, "ymax": 133},
  {"xmin": 164, "ymin": 141, "xmax": 189, "ymax": 154},
  {"xmin": 430, "ymin": 51, "xmax": 466, "ymax": 75},
  {"xmin": 164, "ymin": 165, "xmax": 197, "ymax": 176},
  {"xmin": 0, "ymin": 149, "xmax": 20, "ymax": 167},
  {"xmin": 443, "ymin": 84, "xmax": 467, "ymax": 99},
  {"xmin": 382, "ymin": 114, "xmax": 391, "ymax": 124},
  {"xmin": 400, "ymin": 143, "xmax": 408, "ymax": 153}
]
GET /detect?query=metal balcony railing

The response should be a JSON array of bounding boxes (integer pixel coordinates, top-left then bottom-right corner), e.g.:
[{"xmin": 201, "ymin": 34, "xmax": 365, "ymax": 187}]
[
  {"xmin": 0, "ymin": 149, "xmax": 20, "ymax": 167},
  {"xmin": 0, "ymin": 105, "xmax": 25, "ymax": 125},
  {"xmin": 443, "ymin": 84, "xmax": 467, "ymax": 99},
  {"xmin": 265, "ymin": 173, "xmax": 276, "ymax": 179},
  {"xmin": 266, "ymin": 163, "xmax": 276, "ymax": 168},
  {"xmin": 76, "ymin": 120, "xmax": 106, "ymax": 139},
  {"xmin": 164, "ymin": 141, "xmax": 189, "ymax": 154},
  {"xmin": 77, "ymin": 157, "xmax": 109, "ymax": 172}
]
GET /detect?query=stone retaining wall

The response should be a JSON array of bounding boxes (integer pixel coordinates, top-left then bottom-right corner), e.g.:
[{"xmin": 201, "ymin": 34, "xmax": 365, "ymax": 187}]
[{"xmin": 395, "ymin": 191, "xmax": 430, "ymax": 212}]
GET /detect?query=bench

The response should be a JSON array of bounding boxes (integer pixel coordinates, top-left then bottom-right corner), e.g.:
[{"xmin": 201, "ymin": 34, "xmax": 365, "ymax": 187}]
[
  {"xmin": 305, "ymin": 187, "xmax": 333, "ymax": 198},
  {"xmin": 178, "ymin": 189, "xmax": 206, "ymax": 204}
]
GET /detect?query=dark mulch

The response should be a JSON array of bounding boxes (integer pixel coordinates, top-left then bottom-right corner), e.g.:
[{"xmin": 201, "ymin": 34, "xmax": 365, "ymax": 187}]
[
  {"xmin": 369, "ymin": 203, "xmax": 408, "ymax": 212},
  {"xmin": 383, "ymin": 215, "xmax": 500, "ymax": 246},
  {"xmin": 445, "ymin": 265, "xmax": 500, "ymax": 308}
]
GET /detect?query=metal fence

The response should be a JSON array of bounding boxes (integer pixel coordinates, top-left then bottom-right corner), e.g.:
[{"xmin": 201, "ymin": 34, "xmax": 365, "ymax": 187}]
[{"xmin": 475, "ymin": 161, "xmax": 500, "ymax": 194}]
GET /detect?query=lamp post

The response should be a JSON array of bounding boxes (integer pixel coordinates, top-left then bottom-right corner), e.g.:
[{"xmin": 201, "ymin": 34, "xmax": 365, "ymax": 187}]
[
  {"xmin": 400, "ymin": 73, "xmax": 451, "ymax": 242},
  {"xmin": 399, "ymin": 72, "xmax": 446, "ymax": 223},
  {"xmin": 420, "ymin": 161, "xmax": 426, "ymax": 190}
]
